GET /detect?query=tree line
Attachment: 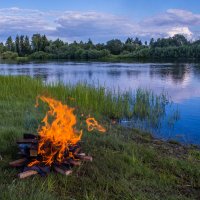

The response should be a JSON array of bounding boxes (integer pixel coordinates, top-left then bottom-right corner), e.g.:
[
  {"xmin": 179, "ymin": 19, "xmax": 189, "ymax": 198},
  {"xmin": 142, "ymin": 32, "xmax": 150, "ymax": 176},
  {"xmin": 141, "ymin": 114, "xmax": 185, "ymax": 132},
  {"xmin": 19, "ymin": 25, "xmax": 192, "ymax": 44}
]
[{"xmin": 0, "ymin": 34, "xmax": 200, "ymax": 60}]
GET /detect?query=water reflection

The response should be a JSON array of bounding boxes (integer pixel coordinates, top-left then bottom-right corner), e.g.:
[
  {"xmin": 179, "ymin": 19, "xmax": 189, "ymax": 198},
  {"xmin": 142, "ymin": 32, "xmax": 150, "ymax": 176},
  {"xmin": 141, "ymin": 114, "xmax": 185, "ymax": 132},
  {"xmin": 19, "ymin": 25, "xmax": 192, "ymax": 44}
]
[
  {"xmin": 126, "ymin": 69, "xmax": 141, "ymax": 78},
  {"xmin": 88, "ymin": 70, "xmax": 93, "ymax": 78},
  {"xmin": 149, "ymin": 64, "xmax": 191, "ymax": 84},
  {"xmin": 107, "ymin": 70, "xmax": 122, "ymax": 77},
  {"xmin": 0, "ymin": 62, "xmax": 200, "ymax": 145},
  {"xmin": 32, "ymin": 68, "xmax": 50, "ymax": 81}
]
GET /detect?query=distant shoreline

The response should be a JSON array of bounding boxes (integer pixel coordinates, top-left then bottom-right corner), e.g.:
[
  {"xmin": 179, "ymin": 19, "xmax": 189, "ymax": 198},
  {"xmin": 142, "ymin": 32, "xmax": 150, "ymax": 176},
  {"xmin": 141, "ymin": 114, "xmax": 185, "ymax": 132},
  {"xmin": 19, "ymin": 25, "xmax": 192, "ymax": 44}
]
[
  {"xmin": 1, "ymin": 34, "xmax": 200, "ymax": 63},
  {"xmin": 1, "ymin": 55, "xmax": 200, "ymax": 64}
]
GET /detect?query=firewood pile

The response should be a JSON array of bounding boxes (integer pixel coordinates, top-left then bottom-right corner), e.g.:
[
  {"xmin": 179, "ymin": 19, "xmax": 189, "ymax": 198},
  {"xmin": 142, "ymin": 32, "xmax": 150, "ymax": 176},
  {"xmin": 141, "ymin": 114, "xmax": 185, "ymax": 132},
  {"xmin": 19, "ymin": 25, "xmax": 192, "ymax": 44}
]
[{"xmin": 9, "ymin": 133, "xmax": 92, "ymax": 179}]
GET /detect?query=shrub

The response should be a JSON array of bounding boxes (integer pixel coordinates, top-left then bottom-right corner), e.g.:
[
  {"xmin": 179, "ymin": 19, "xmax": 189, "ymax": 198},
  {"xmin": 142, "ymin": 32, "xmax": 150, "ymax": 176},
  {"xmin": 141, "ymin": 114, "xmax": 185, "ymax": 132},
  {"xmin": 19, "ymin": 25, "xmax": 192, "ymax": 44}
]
[
  {"xmin": 16, "ymin": 57, "xmax": 29, "ymax": 63},
  {"xmin": 1, "ymin": 51, "xmax": 18, "ymax": 60},
  {"xmin": 29, "ymin": 51, "xmax": 51, "ymax": 60}
]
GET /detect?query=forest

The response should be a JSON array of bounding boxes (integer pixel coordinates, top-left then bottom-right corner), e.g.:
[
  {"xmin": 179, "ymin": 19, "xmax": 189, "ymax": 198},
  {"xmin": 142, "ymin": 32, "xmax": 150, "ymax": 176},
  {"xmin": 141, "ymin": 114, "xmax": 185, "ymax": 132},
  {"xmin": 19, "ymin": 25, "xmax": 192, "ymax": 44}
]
[{"xmin": 0, "ymin": 34, "xmax": 200, "ymax": 60}]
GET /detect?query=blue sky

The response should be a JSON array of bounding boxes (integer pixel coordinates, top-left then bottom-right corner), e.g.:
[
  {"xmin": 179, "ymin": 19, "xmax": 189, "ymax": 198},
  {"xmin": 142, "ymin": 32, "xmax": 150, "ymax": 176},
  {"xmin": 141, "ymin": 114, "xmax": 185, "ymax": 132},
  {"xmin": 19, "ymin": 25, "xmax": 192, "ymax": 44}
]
[{"xmin": 0, "ymin": 0, "xmax": 200, "ymax": 42}]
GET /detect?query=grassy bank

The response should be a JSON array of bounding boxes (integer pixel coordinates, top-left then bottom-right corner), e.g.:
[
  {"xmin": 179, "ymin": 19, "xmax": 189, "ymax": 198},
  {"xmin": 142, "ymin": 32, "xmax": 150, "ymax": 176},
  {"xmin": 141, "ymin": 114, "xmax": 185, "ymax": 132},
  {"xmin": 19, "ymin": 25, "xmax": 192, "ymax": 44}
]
[{"xmin": 0, "ymin": 76, "xmax": 199, "ymax": 200}]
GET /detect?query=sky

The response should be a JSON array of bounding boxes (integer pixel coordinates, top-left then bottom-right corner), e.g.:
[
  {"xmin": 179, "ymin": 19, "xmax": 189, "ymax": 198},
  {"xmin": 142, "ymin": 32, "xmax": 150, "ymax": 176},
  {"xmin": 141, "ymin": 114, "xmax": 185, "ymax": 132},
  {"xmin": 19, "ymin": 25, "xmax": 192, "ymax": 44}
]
[{"xmin": 0, "ymin": 0, "xmax": 200, "ymax": 43}]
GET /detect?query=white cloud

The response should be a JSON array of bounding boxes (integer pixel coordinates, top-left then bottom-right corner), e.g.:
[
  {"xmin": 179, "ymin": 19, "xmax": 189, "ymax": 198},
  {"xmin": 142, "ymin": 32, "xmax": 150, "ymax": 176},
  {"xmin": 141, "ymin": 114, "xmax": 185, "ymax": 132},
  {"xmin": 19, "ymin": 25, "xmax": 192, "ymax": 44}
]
[
  {"xmin": 0, "ymin": 7, "xmax": 56, "ymax": 37},
  {"xmin": 55, "ymin": 11, "xmax": 138, "ymax": 40},
  {"xmin": 167, "ymin": 27, "xmax": 192, "ymax": 38},
  {"xmin": 0, "ymin": 7, "xmax": 199, "ymax": 42},
  {"xmin": 140, "ymin": 9, "xmax": 200, "ymax": 39},
  {"xmin": 142, "ymin": 9, "xmax": 200, "ymax": 27}
]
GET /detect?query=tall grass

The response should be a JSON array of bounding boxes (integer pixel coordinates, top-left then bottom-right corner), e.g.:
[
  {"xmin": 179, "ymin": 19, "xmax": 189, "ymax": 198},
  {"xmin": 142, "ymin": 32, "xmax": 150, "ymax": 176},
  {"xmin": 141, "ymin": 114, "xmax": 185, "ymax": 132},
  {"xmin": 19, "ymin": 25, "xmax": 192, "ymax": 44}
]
[{"xmin": 0, "ymin": 76, "xmax": 172, "ymax": 122}]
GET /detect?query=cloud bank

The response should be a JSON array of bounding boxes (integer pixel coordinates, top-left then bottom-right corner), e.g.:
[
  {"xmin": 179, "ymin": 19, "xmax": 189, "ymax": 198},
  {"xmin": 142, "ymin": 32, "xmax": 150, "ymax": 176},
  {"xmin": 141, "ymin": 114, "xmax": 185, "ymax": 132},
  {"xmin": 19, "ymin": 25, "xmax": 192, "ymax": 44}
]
[{"xmin": 0, "ymin": 7, "xmax": 199, "ymax": 42}]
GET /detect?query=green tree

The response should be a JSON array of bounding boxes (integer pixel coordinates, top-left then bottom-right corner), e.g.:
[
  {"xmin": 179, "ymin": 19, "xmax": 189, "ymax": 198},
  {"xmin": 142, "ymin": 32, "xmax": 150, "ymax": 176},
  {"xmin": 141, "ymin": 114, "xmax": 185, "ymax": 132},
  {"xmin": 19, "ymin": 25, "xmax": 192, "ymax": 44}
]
[
  {"xmin": 106, "ymin": 39, "xmax": 123, "ymax": 55},
  {"xmin": 0, "ymin": 42, "xmax": 5, "ymax": 53},
  {"xmin": 19, "ymin": 35, "xmax": 25, "ymax": 56},
  {"xmin": 15, "ymin": 35, "xmax": 20, "ymax": 54},
  {"xmin": 41, "ymin": 35, "xmax": 49, "ymax": 51},
  {"xmin": 96, "ymin": 43, "xmax": 105, "ymax": 50},
  {"xmin": 24, "ymin": 36, "xmax": 31, "ymax": 55},
  {"xmin": 84, "ymin": 39, "xmax": 94, "ymax": 50},
  {"xmin": 124, "ymin": 38, "xmax": 135, "ymax": 52},
  {"xmin": 32, "ymin": 34, "xmax": 42, "ymax": 52},
  {"xmin": 5, "ymin": 36, "xmax": 15, "ymax": 52},
  {"xmin": 172, "ymin": 34, "xmax": 188, "ymax": 46},
  {"xmin": 134, "ymin": 37, "xmax": 142, "ymax": 46},
  {"xmin": 52, "ymin": 39, "xmax": 64, "ymax": 49},
  {"xmin": 125, "ymin": 37, "xmax": 134, "ymax": 44},
  {"xmin": 149, "ymin": 38, "xmax": 154, "ymax": 48}
]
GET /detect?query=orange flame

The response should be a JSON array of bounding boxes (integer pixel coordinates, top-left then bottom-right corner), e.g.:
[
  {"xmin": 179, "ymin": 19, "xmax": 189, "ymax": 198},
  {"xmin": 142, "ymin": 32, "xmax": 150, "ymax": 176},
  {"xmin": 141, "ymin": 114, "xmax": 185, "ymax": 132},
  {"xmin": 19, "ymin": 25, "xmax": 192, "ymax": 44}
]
[
  {"xmin": 35, "ymin": 96, "xmax": 82, "ymax": 166},
  {"xmin": 86, "ymin": 118, "xmax": 106, "ymax": 133},
  {"xmin": 29, "ymin": 96, "xmax": 105, "ymax": 167}
]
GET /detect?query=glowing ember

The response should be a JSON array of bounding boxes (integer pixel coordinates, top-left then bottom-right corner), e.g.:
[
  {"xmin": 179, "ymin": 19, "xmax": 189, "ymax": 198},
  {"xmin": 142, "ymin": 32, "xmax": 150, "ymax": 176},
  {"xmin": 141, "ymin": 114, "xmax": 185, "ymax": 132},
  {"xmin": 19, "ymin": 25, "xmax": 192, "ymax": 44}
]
[
  {"xmin": 28, "ymin": 160, "xmax": 39, "ymax": 167},
  {"xmin": 29, "ymin": 96, "xmax": 105, "ymax": 167}
]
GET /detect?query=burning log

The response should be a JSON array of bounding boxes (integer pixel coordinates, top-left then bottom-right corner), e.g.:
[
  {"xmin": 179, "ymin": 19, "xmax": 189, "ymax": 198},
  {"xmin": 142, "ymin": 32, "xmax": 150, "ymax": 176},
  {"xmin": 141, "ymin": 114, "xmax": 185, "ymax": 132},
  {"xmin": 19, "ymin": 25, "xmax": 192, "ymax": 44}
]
[
  {"xmin": 9, "ymin": 132, "xmax": 92, "ymax": 178},
  {"xmin": 9, "ymin": 158, "xmax": 27, "ymax": 167},
  {"xmin": 18, "ymin": 170, "xmax": 38, "ymax": 179},
  {"xmin": 54, "ymin": 166, "xmax": 73, "ymax": 176}
]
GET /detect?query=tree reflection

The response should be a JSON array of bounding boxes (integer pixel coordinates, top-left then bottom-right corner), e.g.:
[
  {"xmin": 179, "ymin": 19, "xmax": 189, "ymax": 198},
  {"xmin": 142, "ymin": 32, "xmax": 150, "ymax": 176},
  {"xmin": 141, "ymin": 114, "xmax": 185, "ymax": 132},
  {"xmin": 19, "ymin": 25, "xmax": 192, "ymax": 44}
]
[{"xmin": 149, "ymin": 64, "xmax": 191, "ymax": 84}]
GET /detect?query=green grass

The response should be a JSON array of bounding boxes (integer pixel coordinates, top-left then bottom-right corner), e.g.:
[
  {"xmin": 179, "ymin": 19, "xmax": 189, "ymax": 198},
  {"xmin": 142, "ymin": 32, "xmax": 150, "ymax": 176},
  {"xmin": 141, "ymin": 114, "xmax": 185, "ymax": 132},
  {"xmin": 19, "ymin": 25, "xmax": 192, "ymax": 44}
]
[{"xmin": 0, "ymin": 76, "xmax": 199, "ymax": 200}]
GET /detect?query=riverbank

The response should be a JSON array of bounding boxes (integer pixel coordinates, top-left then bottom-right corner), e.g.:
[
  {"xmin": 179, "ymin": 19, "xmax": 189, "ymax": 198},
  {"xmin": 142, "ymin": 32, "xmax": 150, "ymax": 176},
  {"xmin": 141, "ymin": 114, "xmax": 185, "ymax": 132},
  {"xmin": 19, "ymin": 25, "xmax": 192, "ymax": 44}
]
[
  {"xmin": 1, "ymin": 55, "xmax": 200, "ymax": 64},
  {"xmin": 1, "ymin": 51, "xmax": 200, "ymax": 64},
  {"xmin": 0, "ymin": 76, "xmax": 199, "ymax": 200}
]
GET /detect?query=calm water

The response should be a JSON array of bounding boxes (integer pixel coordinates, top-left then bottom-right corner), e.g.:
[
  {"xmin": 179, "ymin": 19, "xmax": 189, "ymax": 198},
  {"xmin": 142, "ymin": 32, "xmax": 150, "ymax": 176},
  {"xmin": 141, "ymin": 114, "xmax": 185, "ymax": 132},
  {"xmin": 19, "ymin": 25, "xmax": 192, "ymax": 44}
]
[{"xmin": 0, "ymin": 61, "xmax": 200, "ymax": 145}]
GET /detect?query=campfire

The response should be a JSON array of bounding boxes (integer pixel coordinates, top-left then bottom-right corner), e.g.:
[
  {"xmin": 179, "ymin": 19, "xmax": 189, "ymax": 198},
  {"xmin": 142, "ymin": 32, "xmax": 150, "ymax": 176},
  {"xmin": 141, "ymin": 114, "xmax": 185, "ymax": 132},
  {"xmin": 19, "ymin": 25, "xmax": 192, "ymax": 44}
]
[{"xmin": 9, "ymin": 96, "xmax": 105, "ymax": 179}]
